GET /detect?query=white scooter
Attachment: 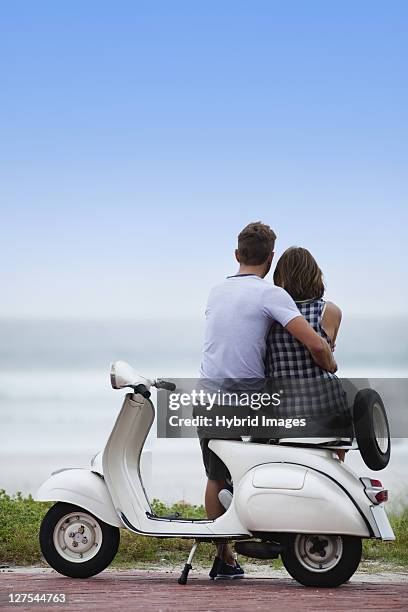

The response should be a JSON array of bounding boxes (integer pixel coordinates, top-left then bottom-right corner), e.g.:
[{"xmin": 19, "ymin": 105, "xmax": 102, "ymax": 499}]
[{"xmin": 36, "ymin": 361, "xmax": 395, "ymax": 588}]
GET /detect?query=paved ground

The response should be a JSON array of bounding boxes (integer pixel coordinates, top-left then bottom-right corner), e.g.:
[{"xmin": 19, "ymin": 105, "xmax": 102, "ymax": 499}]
[{"xmin": 0, "ymin": 567, "xmax": 407, "ymax": 611}]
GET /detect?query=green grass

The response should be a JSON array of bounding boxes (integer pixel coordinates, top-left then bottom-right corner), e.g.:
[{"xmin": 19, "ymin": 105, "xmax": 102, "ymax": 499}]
[
  {"xmin": 0, "ymin": 489, "xmax": 407, "ymax": 568},
  {"xmin": 0, "ymin": 490, "xmax": 215, "ymax": 567},
  {"xmin": 362, "ymin": 509, "xmax": 408, "ymax": 566}
]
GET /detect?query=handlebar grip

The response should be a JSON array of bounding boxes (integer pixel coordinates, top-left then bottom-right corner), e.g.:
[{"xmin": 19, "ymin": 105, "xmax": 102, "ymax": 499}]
[{"xmin": 156, "ymin": 379, "xmax": 176, "ymax": 392}]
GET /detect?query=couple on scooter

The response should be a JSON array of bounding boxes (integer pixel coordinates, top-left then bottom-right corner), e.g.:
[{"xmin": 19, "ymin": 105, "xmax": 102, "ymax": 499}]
[{"xmin": 199, "ymin": 221, "xmax": 350, "ymax": 579}]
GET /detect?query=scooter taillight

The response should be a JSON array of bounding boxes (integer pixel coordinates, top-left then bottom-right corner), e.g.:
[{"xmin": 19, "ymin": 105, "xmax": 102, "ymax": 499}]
[
  {"xmin": 361, "ymin": 477, "xmax": 388, "ymax": 504},
  {"xmin": 374, "ymin": 490, "xmax": 388, "ymax": 503},
  {"xmin": 368, "ymin": 479, "xmax": 383, "ymax": 488}
]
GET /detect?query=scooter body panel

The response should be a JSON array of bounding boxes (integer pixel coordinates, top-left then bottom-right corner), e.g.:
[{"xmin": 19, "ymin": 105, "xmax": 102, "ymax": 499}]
[
  {"xmin": 35, "ymin": 468, "xmax": 122, "ymax": 528},
  {"xmin": 210, "ymin": 439, "xmax": 394, "ymax": 539},
  {"xmin": 101, "ymin": 393, "xmax": 250, "ymax": 537},
  {"xmin": 102, "ymin": 393, "xmax": 153, "ymax": 531},
  {"xmin": 235, "ymin": 463, "xmax": 370, "ymax": 536}
]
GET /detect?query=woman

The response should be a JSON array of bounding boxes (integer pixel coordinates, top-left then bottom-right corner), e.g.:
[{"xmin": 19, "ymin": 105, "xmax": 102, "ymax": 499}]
[{"xmin": 265, "ymin": 246, "xmax": 352, "ymax": 456}]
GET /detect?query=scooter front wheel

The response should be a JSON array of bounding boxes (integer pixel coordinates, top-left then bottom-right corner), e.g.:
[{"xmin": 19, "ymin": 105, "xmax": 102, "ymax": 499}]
[
  {"xmin": 281, "ymin": 534, "xmax": 362, "ymax": 587},
  {"xmin": 39, "ymin": 502, "xmax": 120, "ymax": 578}
]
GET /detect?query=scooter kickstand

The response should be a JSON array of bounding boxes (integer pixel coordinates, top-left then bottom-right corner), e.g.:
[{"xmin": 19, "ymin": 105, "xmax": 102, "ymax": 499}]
[{"xmin": 178, "ymin": 541, "xmax": 199, "ymax": 585}]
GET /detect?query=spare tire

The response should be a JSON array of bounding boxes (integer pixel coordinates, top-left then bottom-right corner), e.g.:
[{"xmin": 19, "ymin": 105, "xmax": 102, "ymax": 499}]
[{"xmin": 353, "ymin": 389, "xmax": 390, "ymax": 470}]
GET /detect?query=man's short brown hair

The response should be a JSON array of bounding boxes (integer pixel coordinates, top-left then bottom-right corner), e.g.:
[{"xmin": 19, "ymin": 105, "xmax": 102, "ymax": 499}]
[{"xmin": 237, "ymin": 222, "xmax": 276, "ymax": 265}]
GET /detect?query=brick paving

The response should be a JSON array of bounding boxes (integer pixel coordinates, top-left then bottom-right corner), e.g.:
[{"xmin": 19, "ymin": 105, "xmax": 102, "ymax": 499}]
[{"xmin": 0, "ymin": 570, "xmax": 407, "ymax": 611}]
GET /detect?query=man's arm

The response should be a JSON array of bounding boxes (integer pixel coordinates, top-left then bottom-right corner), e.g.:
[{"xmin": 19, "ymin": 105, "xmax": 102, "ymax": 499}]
[{"xmin": 285, "ymin": 316, "xmax": 337, "ymax": 373}]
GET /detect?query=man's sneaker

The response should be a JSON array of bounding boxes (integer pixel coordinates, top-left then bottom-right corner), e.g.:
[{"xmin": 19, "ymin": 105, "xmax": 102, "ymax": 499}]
[
  {"xmin": 214, "ymin": 560, "xmax": 245, "ymax": 579},
  {"xmin": 209, "ymin": 556, "xmax": 222, "ymax": 579}
]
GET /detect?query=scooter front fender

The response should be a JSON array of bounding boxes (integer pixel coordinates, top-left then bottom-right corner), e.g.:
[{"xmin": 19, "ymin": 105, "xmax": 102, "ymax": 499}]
[{"xmin": 35, "ymin": 469, "xmax": 122, "ymax": 528}]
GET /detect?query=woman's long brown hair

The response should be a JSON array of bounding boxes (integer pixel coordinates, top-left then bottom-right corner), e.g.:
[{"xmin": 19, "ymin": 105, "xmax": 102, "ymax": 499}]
[{"xmin": 273, "ymin": 247, "xmax": 325, "ymax": 301}]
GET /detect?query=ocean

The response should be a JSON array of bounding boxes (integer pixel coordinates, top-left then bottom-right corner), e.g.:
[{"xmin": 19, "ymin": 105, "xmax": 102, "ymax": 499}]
[{"xmin": 1, "ymin": 317, "xmax": 407, "ymax": 510}]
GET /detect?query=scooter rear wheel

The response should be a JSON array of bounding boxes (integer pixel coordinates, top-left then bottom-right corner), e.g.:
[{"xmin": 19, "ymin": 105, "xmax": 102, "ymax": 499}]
[
  {"xmin": 39, "ymin": 502, "xmax": 120, "ymax": 578},
  {"xmin": 281, "ymin": 534, "xmax": 362, "ymax": 587}
]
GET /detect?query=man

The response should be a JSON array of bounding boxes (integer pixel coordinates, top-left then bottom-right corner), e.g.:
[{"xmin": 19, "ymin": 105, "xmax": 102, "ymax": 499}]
[{"xmin": 199, "ymin": 221, "xmax": 336, "ymax": 579}]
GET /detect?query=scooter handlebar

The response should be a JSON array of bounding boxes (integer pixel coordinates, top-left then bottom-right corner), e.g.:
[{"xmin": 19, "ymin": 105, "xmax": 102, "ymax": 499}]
[{"xmin": 155, "ymin": 379, "xmax": 176, "ymax": 392}]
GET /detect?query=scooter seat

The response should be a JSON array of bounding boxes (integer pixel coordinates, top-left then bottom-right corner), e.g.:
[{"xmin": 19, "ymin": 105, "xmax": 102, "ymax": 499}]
[{"xmin": 277, "ymin": 437, "xmax": 353, "ymax": 448}]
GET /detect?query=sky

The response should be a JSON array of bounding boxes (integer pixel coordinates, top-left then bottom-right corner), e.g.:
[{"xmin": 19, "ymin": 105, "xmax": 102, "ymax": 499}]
[{"xmin": 1, "ymin": 1, "xmax": 407, "ymax": 319}]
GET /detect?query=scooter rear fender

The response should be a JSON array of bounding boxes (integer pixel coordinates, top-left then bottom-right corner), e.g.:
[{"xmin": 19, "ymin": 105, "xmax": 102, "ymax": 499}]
[{"xmin": 35, "ymin": 468, "xmax": 122, "ymax": 528}]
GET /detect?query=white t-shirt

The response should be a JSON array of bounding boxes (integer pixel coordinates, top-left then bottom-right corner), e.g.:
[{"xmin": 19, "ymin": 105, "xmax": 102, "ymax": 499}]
[{"xmin": 200, "ymin": 274, "xmax": 300, "ymax": 380}]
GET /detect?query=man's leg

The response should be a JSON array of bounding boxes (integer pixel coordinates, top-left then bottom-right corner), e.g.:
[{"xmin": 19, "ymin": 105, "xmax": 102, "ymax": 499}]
[
  {"xmin": 204, "ymin": 478, "xmax": 235, "ymax": 565},
  {"xmin": 204, "ymin": 478, "xmax": 227, "ymax": 518},
  {"xmin": 199, "ymin": 434, "xmax": 238, "ymax": 567}
]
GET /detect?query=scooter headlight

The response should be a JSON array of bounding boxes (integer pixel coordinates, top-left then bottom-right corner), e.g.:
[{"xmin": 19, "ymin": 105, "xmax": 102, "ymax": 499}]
[{"xmin": 110, "ymin": 363, "xmax": 119, "ymax": 389}]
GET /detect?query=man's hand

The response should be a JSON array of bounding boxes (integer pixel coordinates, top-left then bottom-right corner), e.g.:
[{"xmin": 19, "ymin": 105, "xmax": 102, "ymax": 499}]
[{"xmin": 285, "ymin": 316, "xmax": 337, "ymax": 373}]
